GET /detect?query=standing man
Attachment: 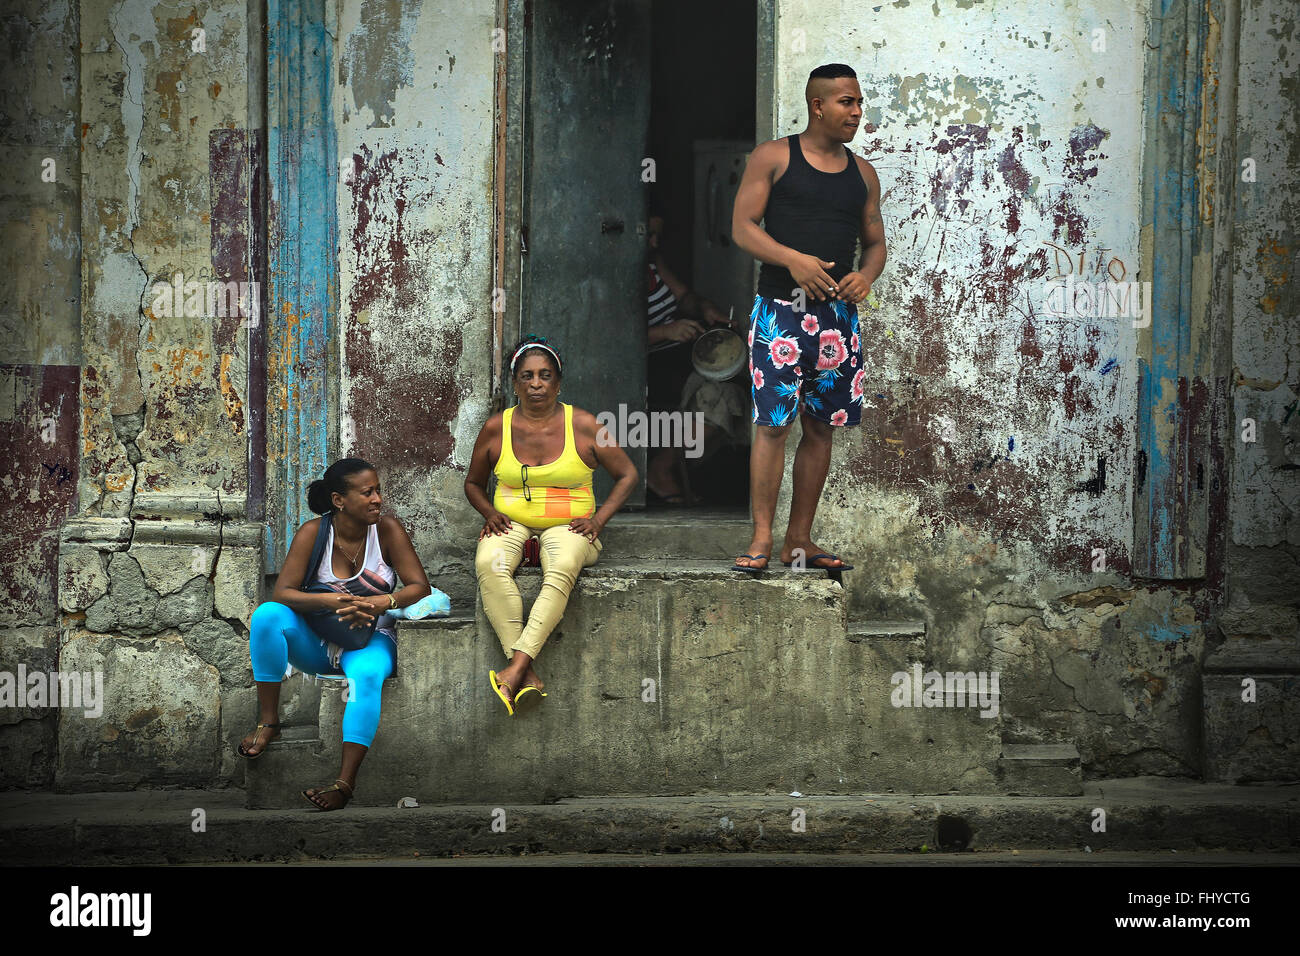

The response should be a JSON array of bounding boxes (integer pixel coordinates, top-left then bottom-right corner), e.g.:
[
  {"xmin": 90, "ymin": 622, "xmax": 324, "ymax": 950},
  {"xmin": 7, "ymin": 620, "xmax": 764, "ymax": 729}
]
[{"xmin": 730, "ymin": 63, "xmax": 886, "ymax": 572}]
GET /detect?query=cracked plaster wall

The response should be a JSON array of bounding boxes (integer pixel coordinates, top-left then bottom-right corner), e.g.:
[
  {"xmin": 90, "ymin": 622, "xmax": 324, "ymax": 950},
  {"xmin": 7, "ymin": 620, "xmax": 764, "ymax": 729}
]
[
  {"xmin": 1208, "ymin": 0, "xmax": 1300, "ymax": 782},
  {"xmin": 3, "ymin": 0, "xmax": 270, "ymax": 791},
  {"xmin": 80, "ymin": 0, "xmax": 252, "ymax": 518}
]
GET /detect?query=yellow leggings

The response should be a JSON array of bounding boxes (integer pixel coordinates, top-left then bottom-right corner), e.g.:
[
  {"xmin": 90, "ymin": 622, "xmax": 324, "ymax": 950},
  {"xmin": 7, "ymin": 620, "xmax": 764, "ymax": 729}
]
[{"xmin": 475, "ymin": 520, "xmax": 601, "ymax": 660}]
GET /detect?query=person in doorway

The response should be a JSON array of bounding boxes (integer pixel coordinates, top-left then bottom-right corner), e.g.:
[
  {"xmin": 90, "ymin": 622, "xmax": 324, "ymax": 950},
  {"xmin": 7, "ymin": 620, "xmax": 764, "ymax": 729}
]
[
  {"xmin": 645, "ymin": 211, "xmax": 738, "ymax": 504},
  {"xmin": 238, "ymin": 458, "xmax": 434, "ymax": 811},
  {"xmin": 465, "ymin": 335, "xmax": 639, "ymax": 715},
  {"xmin": 729, "ymin": 62, "xmax": 887, "ymax": 572}
]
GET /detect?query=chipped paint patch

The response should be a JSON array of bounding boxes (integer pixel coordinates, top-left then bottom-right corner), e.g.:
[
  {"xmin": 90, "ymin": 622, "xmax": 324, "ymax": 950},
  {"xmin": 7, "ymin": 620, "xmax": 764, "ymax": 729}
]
[{"xmin": 340, "ymin": 0, "xmax": 426, "ymax": 128}]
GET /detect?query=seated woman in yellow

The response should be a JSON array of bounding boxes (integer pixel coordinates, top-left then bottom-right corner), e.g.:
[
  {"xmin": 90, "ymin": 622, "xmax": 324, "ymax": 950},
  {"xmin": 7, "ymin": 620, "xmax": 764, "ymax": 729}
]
[{"xmin": 465, "ymin": 335, "xmax": 638, "ymax": 714}]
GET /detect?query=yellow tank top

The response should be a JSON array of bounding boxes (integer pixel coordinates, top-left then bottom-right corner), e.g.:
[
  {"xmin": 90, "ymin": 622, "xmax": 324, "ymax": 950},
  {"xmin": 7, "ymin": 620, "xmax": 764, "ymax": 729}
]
[{"xmin": 493, "ymin": 402, "xmax": 596, "ymax": 528}]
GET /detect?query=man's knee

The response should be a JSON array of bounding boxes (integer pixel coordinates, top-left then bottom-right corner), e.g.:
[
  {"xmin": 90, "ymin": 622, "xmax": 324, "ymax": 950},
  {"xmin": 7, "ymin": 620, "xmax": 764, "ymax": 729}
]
[
  {"xmin": 755, "ymin": 421, "xmax": 793, "ymax": 441},
  {"xmin": 800, "ymin": 415, "xmax": 834, "ymax": 441}
]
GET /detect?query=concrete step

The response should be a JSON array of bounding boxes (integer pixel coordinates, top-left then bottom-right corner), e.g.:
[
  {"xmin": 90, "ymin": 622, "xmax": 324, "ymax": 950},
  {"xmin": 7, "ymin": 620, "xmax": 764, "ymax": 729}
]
[
  {"xmin": 408, "ymin": 516, "xmax": 850, "ymax": 609},
  {"xmin": 598, "ymin": 508, "xmax": 753, "ymax": 560},
  {"xmin": 998, "ymin": 743, "xmax": 1083, "ymax": 796},
  {"xmin": 513, "ymin": 557, "xmax": 854, "ymax": 577},
  {"xmin": 244, "ymin": 676, "xmax": 397, "ymax": 810},
  {"xmin": 5, "ymin": 779, "xmax": 1298, "ymax": 863},
  {"xmin": 1201, "ymin": 638, "xmax": 1300, "ymax": 782},
  {"xmin": 246, "ymin": 572, "xmax": 1000, "ymax": 807}
]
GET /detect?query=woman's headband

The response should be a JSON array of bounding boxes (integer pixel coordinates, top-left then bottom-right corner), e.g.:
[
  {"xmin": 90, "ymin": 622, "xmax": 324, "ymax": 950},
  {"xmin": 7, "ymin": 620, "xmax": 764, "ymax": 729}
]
[{"xmin": 510, "ymin": 342, "xmax": 562, "ymax": 375}]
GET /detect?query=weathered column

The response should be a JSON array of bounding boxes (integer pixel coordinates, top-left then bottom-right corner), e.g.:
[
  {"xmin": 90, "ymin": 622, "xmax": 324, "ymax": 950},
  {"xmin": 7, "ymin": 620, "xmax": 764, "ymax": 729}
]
[
  {"xmin": 0, "ymin": 0, "xmax": 83, "ymax": 790},
  {"xmin": 55, "ymin": 0, "xmax": 266, "ymax": 790}
]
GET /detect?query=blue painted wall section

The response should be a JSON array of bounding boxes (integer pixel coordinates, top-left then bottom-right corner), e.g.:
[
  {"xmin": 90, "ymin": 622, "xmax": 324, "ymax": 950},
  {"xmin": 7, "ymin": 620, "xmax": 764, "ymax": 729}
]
[
  {"xmin": 1136, "ymin": 0, "xmax": 1207, "ymax": 580},
  {"xmin": 267, "ymin": 0, "xmax": 339, "ymax": 566}
]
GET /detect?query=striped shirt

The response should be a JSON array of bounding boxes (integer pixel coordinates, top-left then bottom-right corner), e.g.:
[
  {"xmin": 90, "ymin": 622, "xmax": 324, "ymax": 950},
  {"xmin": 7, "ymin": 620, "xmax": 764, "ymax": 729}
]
[{"xmin": 647, "ymin": 261, "xmax": 681, "ymax": 353}]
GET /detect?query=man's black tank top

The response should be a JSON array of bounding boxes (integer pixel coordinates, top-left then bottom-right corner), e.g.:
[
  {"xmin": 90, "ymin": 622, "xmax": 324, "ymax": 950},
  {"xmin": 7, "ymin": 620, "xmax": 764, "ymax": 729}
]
[{"xmin": 756, "ymin": 134, "xmax": 868, "ymax": 300}]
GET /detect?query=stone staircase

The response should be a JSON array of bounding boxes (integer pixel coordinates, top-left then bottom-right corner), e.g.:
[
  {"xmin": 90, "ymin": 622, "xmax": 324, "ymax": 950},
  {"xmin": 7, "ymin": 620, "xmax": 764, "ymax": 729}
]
[{"xmin": 247, "ymin": 510, "xmax": 1079, "ymax": 807}]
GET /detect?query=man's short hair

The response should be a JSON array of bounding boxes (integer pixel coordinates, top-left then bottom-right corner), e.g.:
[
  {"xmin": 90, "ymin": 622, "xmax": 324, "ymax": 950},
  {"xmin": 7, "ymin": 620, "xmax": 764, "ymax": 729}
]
[{"xmin": 809, "ymin": 63, "xmax": 857, "ymax": 82}]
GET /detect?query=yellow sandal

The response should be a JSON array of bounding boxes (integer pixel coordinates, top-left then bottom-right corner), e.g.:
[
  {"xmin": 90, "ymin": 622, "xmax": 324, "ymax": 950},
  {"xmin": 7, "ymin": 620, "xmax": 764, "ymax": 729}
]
[
  {"xmin": 514, "ymin": 685, "xmax": 548, "ymax": 705},
  {"xmin": 489, "ymin": 670, "xmax": 515, "ymax": 717}
]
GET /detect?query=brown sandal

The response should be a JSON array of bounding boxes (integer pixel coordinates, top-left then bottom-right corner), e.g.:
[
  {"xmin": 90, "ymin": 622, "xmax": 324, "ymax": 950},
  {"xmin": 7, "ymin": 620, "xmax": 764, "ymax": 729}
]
[
  {"xmin": 237, "ymin": 722, "xmax": 281, "ymax": 759},
  {"xmin": 302, "ymin": 778, "xmax": 353, "ymax": 811}
]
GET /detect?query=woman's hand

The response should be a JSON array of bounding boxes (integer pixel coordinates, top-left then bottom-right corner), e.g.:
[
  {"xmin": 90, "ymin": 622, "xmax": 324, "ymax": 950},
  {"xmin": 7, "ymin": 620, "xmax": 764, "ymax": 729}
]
[
  {"xmin": 479, "ymin": 511, "xmax": 513, "ymax": 539},
  {"xmin": 661, "ymin": 318, "xmax": 705, "ymax": 342},
  {"xmin": 312, "ymin": 591, "xmax": 360, "ymax": 616},
  {"xmin": 701, "ymin": 301, "xmax": 730, "ymax": 326},
  {"xmin": 334, "ymin": 595, "xmax": 381, "ymax": 629},
  {"xmin": 568, "ymin": 516, "xmax": 603, "ymax": 542}
]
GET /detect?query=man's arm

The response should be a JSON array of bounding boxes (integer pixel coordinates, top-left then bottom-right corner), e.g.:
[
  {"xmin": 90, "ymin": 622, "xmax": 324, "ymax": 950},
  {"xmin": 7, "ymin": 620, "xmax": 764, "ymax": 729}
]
[
  {"xmin": 836, "ymin": 158, "xmax": 887, "ymax": 304},
  {"xmin": 856, "ymin": 159, "xmax": 886, "ymax": 283},
  {"xmin": 732, "ymin": 140, "xmax": 839, "ymax": 302},
  {"xmin": 730, "ymin": 140, "xmax": 787, "ymax": 267}
]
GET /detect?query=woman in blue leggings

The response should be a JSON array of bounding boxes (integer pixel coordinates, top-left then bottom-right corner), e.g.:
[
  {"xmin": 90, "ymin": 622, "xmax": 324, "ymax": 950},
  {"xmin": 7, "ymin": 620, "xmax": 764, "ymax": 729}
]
[{"xmin": 239, "ymin": 458, "xmax": 433, "ymax": 811}]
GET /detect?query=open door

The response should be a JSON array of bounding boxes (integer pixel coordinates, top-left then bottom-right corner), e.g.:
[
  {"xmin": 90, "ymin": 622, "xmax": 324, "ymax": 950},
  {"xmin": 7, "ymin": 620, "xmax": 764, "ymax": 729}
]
[{"xmin": 521, "ymin": 0, "xmax": 650, "ymax": 506}]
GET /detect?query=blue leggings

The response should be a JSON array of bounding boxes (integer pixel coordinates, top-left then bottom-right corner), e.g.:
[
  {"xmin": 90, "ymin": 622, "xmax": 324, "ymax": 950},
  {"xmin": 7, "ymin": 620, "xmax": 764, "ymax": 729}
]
[{"xmin": 248, "ymin": 601, "xmax": 396, "ymax": 748}]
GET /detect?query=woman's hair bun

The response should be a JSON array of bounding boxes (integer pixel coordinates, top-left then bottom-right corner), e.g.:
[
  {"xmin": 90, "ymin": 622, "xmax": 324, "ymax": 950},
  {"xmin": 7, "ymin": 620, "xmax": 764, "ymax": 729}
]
[{"xmin": 305, "ymin": 458, "xmax": 376, "ymax": 515}]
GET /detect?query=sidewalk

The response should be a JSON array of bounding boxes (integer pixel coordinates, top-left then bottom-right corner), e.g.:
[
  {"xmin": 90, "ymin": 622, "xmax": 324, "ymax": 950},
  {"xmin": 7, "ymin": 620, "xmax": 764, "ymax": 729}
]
[{"xmin": 2, "ymin": 778, "xmax": 1297, "ymax": 864}]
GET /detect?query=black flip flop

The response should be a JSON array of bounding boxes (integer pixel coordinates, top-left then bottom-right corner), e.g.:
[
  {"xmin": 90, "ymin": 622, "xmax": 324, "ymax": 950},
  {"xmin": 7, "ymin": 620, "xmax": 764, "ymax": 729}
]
[
  {"xmin": 781, "ymin": 553, "xmax": 854, "ymax": 571},
  {"xmin": 730, "ymin": 553, "xmax": 769, "ymax": 573}
]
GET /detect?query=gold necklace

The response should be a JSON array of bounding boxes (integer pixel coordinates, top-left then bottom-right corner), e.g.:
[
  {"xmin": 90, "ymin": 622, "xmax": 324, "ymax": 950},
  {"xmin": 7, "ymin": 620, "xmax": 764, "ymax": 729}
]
[{"xmin": 337, "ymin": 533, "xmax": 364, "ymax": 567}]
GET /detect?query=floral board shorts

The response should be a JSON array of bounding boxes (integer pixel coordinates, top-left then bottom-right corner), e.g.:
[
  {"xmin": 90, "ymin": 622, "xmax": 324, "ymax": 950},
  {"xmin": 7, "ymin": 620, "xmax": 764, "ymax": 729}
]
[{"xmin": 748, "ymin": 294, "xmax": 866, "ymax": 427}]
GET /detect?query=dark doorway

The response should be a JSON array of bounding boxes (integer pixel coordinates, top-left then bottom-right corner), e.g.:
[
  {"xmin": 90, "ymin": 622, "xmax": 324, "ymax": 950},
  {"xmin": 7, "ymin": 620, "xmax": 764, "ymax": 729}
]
[
  {"xmin": 520, "ymin": 0, "xmax": 653, "ymax": 507},
  {"xmin": 644, "ymin": 0, "xmax": 756, "ymax": 510},
  {"xmin": 514, "ymin": 0, "xmax": 758, "ymax": 513}
]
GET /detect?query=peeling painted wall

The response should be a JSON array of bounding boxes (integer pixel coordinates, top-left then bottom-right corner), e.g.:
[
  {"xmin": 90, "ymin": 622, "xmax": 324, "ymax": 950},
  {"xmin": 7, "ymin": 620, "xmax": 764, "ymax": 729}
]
[
  {"xmin": 766, "ymin": 0, "xmax": 1283, "ymax": 773},
  {"xmin": 0, "ymin": 0, "xmax": 82, "ymax": 369},
  {"xmin": 79, "ymin": 0, "xmax": 253, "ymax": 518},
  {"xmin": 6, "ymin": 0, "xmax": 268, "ymax": 792},
  {"xmin": 335, "ymin": 0, "xmax": 495, "ymax": 606},
  {"xmin": 0, "ymin": 0, "xmax": 83, "ymax": 785},
  {"xmin": 1230, "ymin": 0, "xmax": 1299, "ymax": 552},
  {"xmin": 0, "ymin": 0, "xmax": 83, "ymax": 623},
  {"xmin": 1210, "ymin": 0, "xmax": 1300, "ymax": 780},
  {"xmin": 1, "ymin": 0, "xmax": 83, "ymax": 589},
  {"xmin": 775, "ymin": 0, "xmax": 1145, "ymax": 589}
]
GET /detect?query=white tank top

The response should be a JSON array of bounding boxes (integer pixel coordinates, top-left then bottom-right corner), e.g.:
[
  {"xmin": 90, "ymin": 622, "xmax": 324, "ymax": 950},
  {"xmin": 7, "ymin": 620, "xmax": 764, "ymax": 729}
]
[{"xmin": 315, "ymin": 521, "xmax": 398, "ymax": 636}]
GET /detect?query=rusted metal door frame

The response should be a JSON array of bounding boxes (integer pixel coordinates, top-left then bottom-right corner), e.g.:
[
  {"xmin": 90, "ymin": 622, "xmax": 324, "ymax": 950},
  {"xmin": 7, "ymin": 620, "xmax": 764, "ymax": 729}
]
[{"xmin": 494, "ymin": 0, "xmax": 525, "ymax": 412}]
